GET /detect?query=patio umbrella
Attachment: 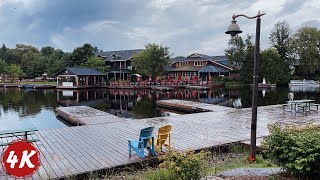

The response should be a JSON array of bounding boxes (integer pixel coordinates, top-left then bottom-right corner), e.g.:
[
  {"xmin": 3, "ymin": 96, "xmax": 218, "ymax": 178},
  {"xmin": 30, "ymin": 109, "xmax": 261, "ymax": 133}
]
[
  {"xmin": 178, "ymin": 73, "xmax": 182, "ymax": 81},
  {"xmin": 133, "ymin": 73, "xmax": 142, "ymax": 77}
]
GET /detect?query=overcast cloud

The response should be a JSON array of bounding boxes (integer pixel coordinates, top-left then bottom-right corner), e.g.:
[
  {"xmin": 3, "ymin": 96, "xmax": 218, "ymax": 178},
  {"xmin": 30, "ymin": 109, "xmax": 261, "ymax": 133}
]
[{"xmin": 0, "ymin": 0, "xmax": 319, "ymax": 56}]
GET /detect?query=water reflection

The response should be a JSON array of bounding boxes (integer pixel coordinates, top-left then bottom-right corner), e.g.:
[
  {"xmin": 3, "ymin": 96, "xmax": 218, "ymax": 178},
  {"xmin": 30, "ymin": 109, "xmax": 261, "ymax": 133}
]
[
  {"xmin": 289, "ymin": 86, "xmax": 320, "ymax": 92},
  {"xmin": 1, "ymin": 86, "xmax": 320, "ymax": 131},
  {"xmin": 0, "ymin": 88, "xmax": 66, "ymax": 131}
]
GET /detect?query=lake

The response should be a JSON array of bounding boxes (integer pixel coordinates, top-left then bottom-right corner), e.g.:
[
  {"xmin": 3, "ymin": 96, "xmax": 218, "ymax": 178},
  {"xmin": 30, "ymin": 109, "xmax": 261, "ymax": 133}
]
[{"xmin": 1, "ymin": 86, "xmax": 320, "ymax": 131}]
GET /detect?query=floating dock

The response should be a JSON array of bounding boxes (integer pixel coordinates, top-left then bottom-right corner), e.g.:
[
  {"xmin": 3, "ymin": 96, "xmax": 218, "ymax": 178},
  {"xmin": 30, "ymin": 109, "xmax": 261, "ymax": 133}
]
[
  {"xmin": 185, "ymin": 85, "xmax": 209, "ymax": 90},
  {"xmin": 20, "ymin": 84, "xmax": 57, "ymax": 89},
  {"xmin": 150, "ymin": 86, "xmax": 173, "ymax": 92},
  {"xmin": 2, "ymin": 101, "xmax": 320, "ymax": 179},
  {"xmin": 56, "ymin": 106, "xmax": 125, "ymax": 125},
  {"xmin": 0, "ymin": 84, "xmax": 19, "ymax": 88},
  {"xmin": 157, "ymin": 99, "xmax": 233, "ymax": 113}
]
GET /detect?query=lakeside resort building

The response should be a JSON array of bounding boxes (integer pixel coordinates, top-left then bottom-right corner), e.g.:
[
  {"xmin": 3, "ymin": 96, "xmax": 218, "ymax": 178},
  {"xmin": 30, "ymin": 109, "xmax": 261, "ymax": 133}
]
[
  {"xmin": 95, "ymin": 49, "xmax": 143, "ymax": 81},
  {"xmin": 55, "ymin": 67, "xmax": 106, "ymax": 89},
  {"xmin": 166, "ymin": 53, "xmax": 236, "ymax": 79},
  {"xmin": 96, "ymin": 50, "xmax": 236, "ymax": 81}
]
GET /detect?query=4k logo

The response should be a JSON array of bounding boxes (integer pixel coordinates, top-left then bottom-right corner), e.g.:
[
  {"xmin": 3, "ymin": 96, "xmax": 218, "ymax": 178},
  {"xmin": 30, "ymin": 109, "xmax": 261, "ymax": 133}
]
[{"xmin": 1, "ymin": 140, "xmax": 40, "ymax": 178}]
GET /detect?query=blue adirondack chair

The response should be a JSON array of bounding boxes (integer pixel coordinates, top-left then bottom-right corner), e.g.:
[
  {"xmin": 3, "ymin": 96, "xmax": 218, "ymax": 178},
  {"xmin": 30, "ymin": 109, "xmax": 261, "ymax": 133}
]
[{"xmin": 128, "ymin": 127, "xmax": 157, "ymax": 158}]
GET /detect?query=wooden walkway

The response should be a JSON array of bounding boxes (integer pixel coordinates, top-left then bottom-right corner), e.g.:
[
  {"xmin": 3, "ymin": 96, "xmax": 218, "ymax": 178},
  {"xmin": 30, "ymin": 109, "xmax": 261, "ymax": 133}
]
[
  {"xmin": 1, "ymin": 100, "xmax": 320, "ymax": 179},
  {"xmin": 56, "ymin": 106, "xmax": 125, "ymax": 125},
  {"xmin": 157, "ymin": 99, "xmax": 233, "ymax": 112}
]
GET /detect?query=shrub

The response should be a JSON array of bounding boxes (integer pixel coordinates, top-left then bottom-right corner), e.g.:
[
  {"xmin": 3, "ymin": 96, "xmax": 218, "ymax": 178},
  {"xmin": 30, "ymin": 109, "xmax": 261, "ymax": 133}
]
[
  {"xmin": 159, "ymin": 150, "xmax": 209, "ymax": 180},
  {"xmin": 262, "ymin": 124, "xmax": 320, "ymax": 177}
]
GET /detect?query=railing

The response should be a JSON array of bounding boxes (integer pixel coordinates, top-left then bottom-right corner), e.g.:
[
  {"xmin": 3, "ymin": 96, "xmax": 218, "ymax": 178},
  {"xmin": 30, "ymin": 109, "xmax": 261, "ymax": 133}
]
[{"xmin": 109, "ymin": 80, "xmax": 223, "ymax": 87}]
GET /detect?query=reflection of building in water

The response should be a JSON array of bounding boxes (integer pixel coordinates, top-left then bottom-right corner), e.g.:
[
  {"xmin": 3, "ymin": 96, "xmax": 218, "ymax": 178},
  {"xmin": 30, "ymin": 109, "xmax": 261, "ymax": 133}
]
[
  {"xmin": 57, "ymin": 89, "xmax": 106, "ymax": 106},
  {"xmin": 289, "ymin": 86, "xmax": 320, "ymax": 92},
  {"xmin": 57, "ymin": 88, "xmax": 240, "ymax": 113}
]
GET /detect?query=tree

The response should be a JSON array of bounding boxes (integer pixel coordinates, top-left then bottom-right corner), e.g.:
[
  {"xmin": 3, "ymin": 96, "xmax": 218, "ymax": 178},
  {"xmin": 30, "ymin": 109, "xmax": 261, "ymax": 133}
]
[
  {"xmin": 269, "ymin": 21, "xmax": 293, "ymax": 61},
  {"xmin": 293, "ymin": 27, "xmax": 320, "ymax": 76},
  {"xmin": 6, "ymin": 49, "xmax": 22, "ymax": 64},
  {"xmin": 79, "ymin": 56, "xmax": 109, "ymax": 73},
  {"xmin": 239, "ymin": 35, "xmax": 255, "ymax": 83},
  {"xmin": 0, "ymin": 59, "xmax": 8, "ymax": 74},
  {"xmin": 0, "ymin": 44, "xmax": 8, "ymax": 61},
  {"xmin": 70, "ymin": 43, "xmax": 95, "ymax": 66},
  {"xmin": 15, "ymin": 44, "xmax": 39, "ymax": 54},
  {"xmin": 260, "ymin": 48, "xmax": 291, "ymax": 84},
  {"xmin": 41, "ymin": 46, "xmax": 55, "ymax": 56},
  {"xmin": 46, "ymin": 50, "xmax": 68, "ymax": 76},
  {"xmin": 132, "ymin": 43, "xmax": 170, "ymax": 78},
  {"xmin": 21, "ymin": 52, "xmax": 47, "ymax": 78},
  {"xmin": 5, "ymin": 64, "xmax": 25, "ymax": 80},
  {"xmin": 225, "ymin": 35, "xmax": 246, "ymax": 69}
]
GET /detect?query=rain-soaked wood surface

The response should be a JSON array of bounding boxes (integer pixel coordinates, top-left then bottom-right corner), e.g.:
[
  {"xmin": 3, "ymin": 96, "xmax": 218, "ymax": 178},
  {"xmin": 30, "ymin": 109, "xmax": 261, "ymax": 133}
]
[{"xmin": 1, "ymin": 100, "xmax": 320, "ymax": 179}]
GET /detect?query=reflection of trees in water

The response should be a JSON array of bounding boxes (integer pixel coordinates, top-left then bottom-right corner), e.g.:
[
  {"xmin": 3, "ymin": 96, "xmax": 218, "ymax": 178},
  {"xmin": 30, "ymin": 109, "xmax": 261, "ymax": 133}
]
[
  {"xmin": 0, "ymin": 88, "xmax": 59, "ymax": 117},
  {"xmin": 225, "ymin": 86, "xmax": 320, "ymax": 108},
  {"xmin": 3, "ymin": 86, "xmax": 319, "ymax": 120},
  {"xmin": 132, "ymin": 95, "xmax": 160, "ymax": 119},
  {"xmin": 91, "ymin": 102, "xmax": 110, "ymax": 112}
]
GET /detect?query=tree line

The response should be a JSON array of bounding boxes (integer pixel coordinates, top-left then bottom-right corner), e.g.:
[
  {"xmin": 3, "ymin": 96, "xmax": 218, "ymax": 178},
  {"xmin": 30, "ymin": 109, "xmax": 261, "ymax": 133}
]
[
  {"xmin": 225, "ymin": 21, "xmax": 320, "ymax": 84},
  {"xmin": 0, "ymin": 43, "xmax": 107, "ymax": 80}
]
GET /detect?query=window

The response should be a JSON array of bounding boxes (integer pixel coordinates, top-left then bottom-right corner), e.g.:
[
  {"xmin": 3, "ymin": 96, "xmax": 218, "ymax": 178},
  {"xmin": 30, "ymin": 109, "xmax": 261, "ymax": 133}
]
[
  {"xmin": 179, "ymin": 62, "xmax": 188, "ymax": 66},
  {"xmin": 194, "ymin": 61, "xmax": 203, "ymax": 66}
]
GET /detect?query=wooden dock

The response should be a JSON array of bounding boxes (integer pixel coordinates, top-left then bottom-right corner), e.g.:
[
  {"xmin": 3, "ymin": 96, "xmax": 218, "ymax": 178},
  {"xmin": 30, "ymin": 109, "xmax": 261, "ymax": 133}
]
[
  {"xmin": 1, "ymin": 100, "xmax": 320, "ymax": 179},
  {"xmin": 19, "ymin": 84, "xmax": 57, "ymax": 89},
  {"xmin": 157, "ymin": 99, "xmax": 233, "ymax": 112},
  {"xmin": 150, "ymin": 86, "xmax": 173, "ymax": 92},
  {"xmin": 1, "ymin": 84, "xmax": 19, "ymax": 88},
  {"xmin": 56, "ymin": 106, "xmax": 125, "ymax": 125},
  {"xmin": 185, "ymin": 85, "xmax": 209, "ymax": 90}
]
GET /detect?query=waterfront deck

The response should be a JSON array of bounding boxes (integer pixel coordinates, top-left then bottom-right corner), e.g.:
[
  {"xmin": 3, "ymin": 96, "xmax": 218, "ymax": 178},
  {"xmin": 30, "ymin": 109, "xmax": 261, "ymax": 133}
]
[
  {"xmin": 56, "ymin": 106, "xmax": 125, "ymax": 125},
  {"xmin": 157, "ymin": 99, "xmax": 233, "ymax": 112},
  {"xmin": 1, "ymin": 101, "xmax": 320, "ymax": 179}
]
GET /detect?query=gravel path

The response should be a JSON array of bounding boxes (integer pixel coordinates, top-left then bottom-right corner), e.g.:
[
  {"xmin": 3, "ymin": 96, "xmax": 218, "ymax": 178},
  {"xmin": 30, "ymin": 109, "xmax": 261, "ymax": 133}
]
[{"xmin": 217, "ymin": 167, "xmax": 283, "ymax": 177}]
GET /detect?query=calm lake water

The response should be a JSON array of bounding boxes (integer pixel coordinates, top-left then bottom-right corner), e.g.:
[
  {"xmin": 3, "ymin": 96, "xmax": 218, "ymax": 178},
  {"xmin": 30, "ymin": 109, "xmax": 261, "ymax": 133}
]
[{"xmin": 1, "ymin": 86, "xmax": 320, "ymax": 131}]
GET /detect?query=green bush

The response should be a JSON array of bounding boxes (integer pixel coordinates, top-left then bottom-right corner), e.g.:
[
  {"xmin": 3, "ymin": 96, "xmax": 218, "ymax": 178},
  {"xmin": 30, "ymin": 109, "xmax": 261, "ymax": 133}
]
[
  {"xmin": 158, "ymin": 150, "xmax": 209, "ymax": 180},
  {"xmin": 262, "ymin": 124, "xmax": 320, "ymax": 177}
]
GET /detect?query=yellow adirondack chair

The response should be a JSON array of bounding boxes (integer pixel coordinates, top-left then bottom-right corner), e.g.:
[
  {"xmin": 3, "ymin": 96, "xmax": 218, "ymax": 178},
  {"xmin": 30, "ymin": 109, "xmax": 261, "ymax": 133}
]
[{"xmin": 152, "ymin": 125, "xmax": 172, "ymax": 153}]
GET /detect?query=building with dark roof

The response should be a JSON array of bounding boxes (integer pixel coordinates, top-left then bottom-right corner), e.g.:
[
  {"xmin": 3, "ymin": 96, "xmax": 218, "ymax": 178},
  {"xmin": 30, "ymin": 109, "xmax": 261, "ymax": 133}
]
[
  {"xmin": 168, "ymin": 53, "xmax": 234, "ymax": 79},
  {"xmin": 95, "ymin": 49, "xmax": 143, "ymax": 80},
  {"xmin": 55, "ymin": 67, "xmax": 106, "ymax": 89}
]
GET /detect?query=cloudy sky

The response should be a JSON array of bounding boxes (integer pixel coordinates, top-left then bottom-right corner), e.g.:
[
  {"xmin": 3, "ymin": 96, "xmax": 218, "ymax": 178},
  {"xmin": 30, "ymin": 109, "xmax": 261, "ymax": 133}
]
[{"xmin": 0, "ymin": 0, "xmax": 319, "ymax": 56}]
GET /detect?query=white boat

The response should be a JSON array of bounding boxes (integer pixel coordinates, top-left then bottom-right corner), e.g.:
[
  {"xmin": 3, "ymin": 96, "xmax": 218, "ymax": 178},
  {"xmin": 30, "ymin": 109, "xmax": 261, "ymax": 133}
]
[{"xmin": 289, "ymin": 80, "xmax": 320, "ymax": 87}]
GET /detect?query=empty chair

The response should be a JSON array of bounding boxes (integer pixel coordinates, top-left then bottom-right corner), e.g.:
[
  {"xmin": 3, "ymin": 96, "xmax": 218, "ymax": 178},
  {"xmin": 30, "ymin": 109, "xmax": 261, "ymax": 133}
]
[
  {"xmin": 152, "ymin": 125, "xmax": 172, "ymax": 153},
  {"xmin": 128, "ymin": 127, "xmax": 157, "ymax": 158}
]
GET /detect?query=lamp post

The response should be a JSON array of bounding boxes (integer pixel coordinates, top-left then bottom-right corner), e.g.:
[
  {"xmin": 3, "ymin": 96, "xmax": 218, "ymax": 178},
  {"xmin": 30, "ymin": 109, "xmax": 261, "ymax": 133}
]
[{"xmin": 225, "ymin": 11, "xmax": 266, "ymax": 161}]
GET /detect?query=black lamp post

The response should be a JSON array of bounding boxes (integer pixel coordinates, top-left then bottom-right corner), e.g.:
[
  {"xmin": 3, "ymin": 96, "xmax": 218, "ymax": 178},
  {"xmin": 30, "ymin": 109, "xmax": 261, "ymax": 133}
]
[{"xmin": 225, "ymin": 11, "xmax": 266, "ymax": 161}]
